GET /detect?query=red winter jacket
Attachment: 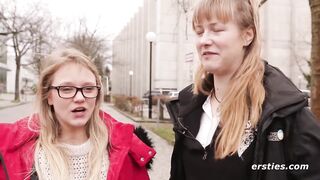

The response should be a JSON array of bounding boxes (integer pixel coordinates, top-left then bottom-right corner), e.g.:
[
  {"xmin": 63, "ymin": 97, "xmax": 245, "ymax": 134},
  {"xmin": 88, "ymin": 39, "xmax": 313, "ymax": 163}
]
[{"xmin": 0, "ymin": 110, "xmax": 156, "ymax": 180}]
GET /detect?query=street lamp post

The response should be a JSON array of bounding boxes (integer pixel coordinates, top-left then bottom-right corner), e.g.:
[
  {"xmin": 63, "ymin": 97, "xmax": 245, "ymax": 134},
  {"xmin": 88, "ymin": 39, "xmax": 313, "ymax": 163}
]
[
  {"xmin": 146, "ymin": 32, "xmax": 156, "ymax": 119},
  {"xmin": 129, "ymin": 70, "xmax": 133, "ymax": 97}
]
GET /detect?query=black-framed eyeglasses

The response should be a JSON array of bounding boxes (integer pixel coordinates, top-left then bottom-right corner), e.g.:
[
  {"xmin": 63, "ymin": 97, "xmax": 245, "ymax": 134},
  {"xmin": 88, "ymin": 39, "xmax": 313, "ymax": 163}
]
[{"xmin": 49, "ymin": 86, "xmax": 101, "ymax": 99}]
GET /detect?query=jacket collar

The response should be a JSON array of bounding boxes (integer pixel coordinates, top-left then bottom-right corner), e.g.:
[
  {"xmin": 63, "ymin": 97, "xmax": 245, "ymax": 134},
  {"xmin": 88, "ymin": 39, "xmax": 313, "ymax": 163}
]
[{"xmin": 178, "ymin": 84, "xmax": 207, "ymax": 118}]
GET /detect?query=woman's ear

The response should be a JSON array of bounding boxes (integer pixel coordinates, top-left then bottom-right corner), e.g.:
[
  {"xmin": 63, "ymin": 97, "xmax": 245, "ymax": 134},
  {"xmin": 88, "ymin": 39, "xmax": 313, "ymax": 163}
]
[{"xmin": 242, "ymin": 28, "xmax": 254, "ymax": 46}]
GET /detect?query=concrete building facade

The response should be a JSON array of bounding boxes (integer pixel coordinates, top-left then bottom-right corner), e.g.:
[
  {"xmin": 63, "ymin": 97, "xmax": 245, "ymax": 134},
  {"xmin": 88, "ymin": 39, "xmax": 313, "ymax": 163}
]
[
  {"xmin": 111, "ymin": 0, "xmax": 311, "ymax": 97},
  {"xmin": 0, "ymin": 27, "xmax": 10, "ymax": 93},
  {"xmin": 260, "ymin": 0, "xmax": 311, "ymax": 89}
]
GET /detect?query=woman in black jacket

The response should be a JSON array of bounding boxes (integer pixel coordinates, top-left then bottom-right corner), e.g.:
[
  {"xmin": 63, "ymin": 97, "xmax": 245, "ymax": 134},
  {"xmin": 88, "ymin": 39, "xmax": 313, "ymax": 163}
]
[{"xmin": 166, "ymin": 0, "xmax": 320, "ymax": 180}]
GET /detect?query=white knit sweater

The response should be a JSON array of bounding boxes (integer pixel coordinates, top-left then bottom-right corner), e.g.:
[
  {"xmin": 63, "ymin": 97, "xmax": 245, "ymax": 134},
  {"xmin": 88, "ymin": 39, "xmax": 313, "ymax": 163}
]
[{"xmin": 36, "ymin": 139, "xmax": 108, "ymax": 180}]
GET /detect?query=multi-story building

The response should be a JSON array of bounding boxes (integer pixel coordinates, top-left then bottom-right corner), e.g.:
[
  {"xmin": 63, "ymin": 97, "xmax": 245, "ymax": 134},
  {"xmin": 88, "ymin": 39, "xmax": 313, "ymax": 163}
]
[
  {"xmin": 0, "ymin": 30, "xmax": 10, "ymax": 93},
  {"xmin": 112, "ymin": 0, "xmax": 311, "ymax": 97},
  {"xmin": 260, "ymin": 0, "xmax": 311, "ymax": 89}
]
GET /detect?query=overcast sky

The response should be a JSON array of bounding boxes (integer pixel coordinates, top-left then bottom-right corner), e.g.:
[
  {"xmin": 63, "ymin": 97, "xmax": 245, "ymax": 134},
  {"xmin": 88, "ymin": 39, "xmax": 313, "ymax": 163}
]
[
  {"xmin": 44, "ymin": 0, "xmax": 143, "ymax": 38},
  {"xmin": 1, "ymin": 0, "xmax": 143, "ymax": 39}
]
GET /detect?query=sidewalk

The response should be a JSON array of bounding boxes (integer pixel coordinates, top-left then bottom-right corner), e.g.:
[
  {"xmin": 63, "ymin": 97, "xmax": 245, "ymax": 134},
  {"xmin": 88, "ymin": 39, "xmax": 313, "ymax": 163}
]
[
  {"xmin": 0, "ymin": 93, "xmax": 27, "ymax": 109},
  {"xmin": 0, "ymin": 93, "xmax": 36, "ymax": 110},
  {"xmin": 102, "ymin": 103, "xmax": 173, "ymax": 180},
  {"xmin": 111, "ymin": 105, "xmax": 171, "ymax": 123}
]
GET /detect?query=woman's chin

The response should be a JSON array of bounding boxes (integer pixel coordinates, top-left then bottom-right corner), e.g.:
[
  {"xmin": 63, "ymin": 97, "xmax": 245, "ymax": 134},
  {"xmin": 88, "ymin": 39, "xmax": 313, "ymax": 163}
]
[{"xmin": 203, "ymin": 66, "xmax": 220, "ymax": 74}]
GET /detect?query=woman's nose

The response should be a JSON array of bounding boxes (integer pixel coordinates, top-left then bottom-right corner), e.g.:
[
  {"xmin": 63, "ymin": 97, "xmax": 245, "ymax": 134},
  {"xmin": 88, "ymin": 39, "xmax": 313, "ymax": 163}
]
[
  {"xmin": 199, "ymin": 31, "xmax": 213, "ymax": 45},
  {"xmin": 73, "ymin": 90, "xmax": 85, "ymax": 102}
]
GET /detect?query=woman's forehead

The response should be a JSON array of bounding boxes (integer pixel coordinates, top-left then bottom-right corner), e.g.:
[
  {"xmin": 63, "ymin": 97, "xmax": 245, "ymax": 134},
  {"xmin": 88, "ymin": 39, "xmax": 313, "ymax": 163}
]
[{"xmin": 52, "ymin": 64, "xmax": 96, "ymax": 83}]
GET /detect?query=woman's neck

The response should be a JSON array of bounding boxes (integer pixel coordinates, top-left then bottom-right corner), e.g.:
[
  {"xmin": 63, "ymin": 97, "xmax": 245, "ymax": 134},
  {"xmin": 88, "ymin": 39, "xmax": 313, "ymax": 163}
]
[
  {"xmin": 213, "ymin": 74, "xmax": 232, "ymax": 101},
  {"xmin": 59, "ymin": 127, "xmax": 89, "ymax": 145}
]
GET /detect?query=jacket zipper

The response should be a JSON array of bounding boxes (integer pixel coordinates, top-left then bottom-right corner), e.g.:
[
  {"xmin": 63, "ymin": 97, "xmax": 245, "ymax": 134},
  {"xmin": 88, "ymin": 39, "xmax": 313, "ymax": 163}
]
[
  {"xmin": 202, "ymin": 150, "xmax": 208, "ymax": 160},
  {"xmin": 176, "ymin": 117, "xmax": 208, "ymax": 160}
]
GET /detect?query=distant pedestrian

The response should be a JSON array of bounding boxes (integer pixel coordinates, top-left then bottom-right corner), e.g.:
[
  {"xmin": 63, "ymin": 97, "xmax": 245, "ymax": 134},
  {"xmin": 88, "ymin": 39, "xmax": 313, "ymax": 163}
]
[
  {"xmin": 166, "ymin": 0, "xmax": 320, "ymax": 180},
  {"xmin": 20, "ymin": 88, "xmax": 26, "ymax": 102},
  {"xmin": 0, "ymin": 83, "xmax": 4, "ymax": 95},
  {"xmin": 0, "ymin": 48, "xmax": 156, "ymax": 180}
]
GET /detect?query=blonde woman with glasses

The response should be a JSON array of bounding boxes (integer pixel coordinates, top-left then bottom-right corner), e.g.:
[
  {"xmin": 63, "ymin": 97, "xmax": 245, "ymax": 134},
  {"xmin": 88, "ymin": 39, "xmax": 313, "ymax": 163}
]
[
  {"xmin": 0, "ymin": 48, "xmax": 156, "ymax": 180},
  {"xmin": 166, "ymin": 0, "xmax": 320, "ymax": 180}
]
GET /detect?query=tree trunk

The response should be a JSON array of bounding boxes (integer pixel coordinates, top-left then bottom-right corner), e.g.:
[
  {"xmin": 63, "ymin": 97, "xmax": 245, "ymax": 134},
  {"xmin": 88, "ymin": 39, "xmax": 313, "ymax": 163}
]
[
  {"xmin": 14, "ymin": 56, "xmax": 21, "ymax": 101},
  {"xmin": 310, "ymin": 0, "xmax": 320, "ymax": 120}
]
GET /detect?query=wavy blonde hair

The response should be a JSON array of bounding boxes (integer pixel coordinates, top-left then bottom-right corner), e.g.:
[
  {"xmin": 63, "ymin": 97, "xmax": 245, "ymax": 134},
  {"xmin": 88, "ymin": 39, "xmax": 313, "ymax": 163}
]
[
  {"xmin": 193, "ymin": 0, "xmax": 265, "ymax": 159},
  {"xmin": 33, "ymin": 48, "xmax": 108, "ymax": 179}
]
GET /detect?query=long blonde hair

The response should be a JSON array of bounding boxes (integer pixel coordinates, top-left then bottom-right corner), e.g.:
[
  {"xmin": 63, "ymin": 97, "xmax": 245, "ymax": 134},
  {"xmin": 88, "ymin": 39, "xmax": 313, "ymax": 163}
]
[
  {"xmin": 193, "ymin": 0, "xmax": 265, "ymax": 159},
  {"xmin": 33, "ymin": 48, "xmax": 108, "ymax": 179}
]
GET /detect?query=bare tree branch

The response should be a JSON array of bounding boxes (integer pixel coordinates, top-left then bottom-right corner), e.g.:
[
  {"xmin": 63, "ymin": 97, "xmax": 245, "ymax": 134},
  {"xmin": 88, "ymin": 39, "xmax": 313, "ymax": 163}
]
[
  {"xmin": 0, "ymin": 0, "xmax": 56, "ymax": 101},
  {"xmin": 65, "ymin": 18, "xmax": 111, "ymax": 76}
]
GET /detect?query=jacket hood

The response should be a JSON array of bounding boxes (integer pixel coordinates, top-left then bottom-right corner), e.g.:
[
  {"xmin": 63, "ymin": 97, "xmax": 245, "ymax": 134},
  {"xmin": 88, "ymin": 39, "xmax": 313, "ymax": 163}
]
[{"xmin": 260, "ymin": 63, "xmax": 308, "ymax": 130}]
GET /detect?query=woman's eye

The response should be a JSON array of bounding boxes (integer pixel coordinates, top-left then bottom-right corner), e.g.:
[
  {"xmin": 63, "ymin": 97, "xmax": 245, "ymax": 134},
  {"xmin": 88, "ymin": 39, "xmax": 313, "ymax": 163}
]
[
  {"xmin": 213, "ymin": 25, "xmax": 225, "ymax": 32},
  {"xmin": 84, "ymin": 87, "xmax": 95, "ymax": 91},
  {"xmin": 214, "ymin": 29, "xmax": 224, "ymax": 32},
  {"xmin": 194, "ymin": 27, "xmax": 203, "ymax": 35},
  {"xmin": 60, "ymin": 87, "xmax": 74, "ymax": 92},
  {"xmin": 195, "ymin": 30, "xmax": 204, "ymax": 36}
]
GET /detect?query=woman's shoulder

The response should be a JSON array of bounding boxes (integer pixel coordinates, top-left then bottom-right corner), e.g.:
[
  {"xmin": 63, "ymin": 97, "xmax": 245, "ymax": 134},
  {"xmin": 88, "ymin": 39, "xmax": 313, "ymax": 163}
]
[
  {"xmin": 263, "ymin": 63, "xmax": 302, "ymax": 93},
  {"xmin": 99, "ymin": 110, "xmax": 135, "ymax": 142},
  {"xmin": 0, "ymin": 115, "xmax": 38, "ymax": 151},
  {"xmin": 179, "ymin": 84, "xmax": 194, "ymax": 99},
  {"xmin": 99, "ymin": 110, "xmax": 156, "ymax": 168},
  {"xmin": 99, "ymin": 110, "xmax": 134, "ymax": 130},
  {"xmin": 262, "ymin": 63, "xmax": 308, "ymax": 119},
  {"xmin": 0, "ymin": 116, "xmax": 37, "ymax": 136}
]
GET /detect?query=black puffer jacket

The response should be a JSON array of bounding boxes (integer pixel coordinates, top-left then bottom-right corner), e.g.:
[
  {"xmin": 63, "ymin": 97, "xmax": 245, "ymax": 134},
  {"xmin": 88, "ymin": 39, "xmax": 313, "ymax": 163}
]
[{"xmin": 166, "ymin": 63, "xmax": 320, "ymax": 180}]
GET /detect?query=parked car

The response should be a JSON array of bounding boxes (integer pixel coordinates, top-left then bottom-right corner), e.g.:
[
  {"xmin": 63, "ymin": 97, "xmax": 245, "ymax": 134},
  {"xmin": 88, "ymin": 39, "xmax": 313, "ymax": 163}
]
[
  {"xmin": 167, "ymin": 91, "xmax": 179, "ymax": 98},
  {"xmin": 142, "ymin": 90, "xmax": 162, "ymax": 99},
  {"xmin": 300, "ymin": 89, "xmax": 310, "ymax": 106},
  {"xmin": 301, "ymin": 89, "xmax": 310, "ymax": 97}
]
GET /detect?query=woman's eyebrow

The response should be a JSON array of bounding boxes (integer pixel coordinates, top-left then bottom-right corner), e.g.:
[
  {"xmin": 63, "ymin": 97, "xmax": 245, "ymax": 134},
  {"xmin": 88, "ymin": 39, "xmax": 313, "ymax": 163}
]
[
  {"xmin": 209, "ymin": 22, "xmax": 223, "ymax": 27},
  {"xmin": 55, "ymin": 82, "xmax": 96, "ymax": 86},
  {"xmin": 194, "ymin": 22, "xmax": 220, "ymax": 28}
]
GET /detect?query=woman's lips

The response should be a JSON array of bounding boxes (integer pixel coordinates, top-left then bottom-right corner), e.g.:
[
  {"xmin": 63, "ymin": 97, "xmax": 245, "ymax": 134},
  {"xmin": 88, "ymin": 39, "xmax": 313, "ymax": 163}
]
[
  {"xmin": 72, "ymin": 110, "xmax": 86, "ymax": 118},
  {"xmin": 202, "ymin": 51, "xmax": 219, "ymax": 59}
]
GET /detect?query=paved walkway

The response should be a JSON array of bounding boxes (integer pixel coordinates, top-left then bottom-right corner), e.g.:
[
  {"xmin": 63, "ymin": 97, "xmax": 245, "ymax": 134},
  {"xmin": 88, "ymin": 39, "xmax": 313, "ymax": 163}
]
[{"xmin": 0, "ymin": 93, "xmax": 32, "ymax": 110}]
